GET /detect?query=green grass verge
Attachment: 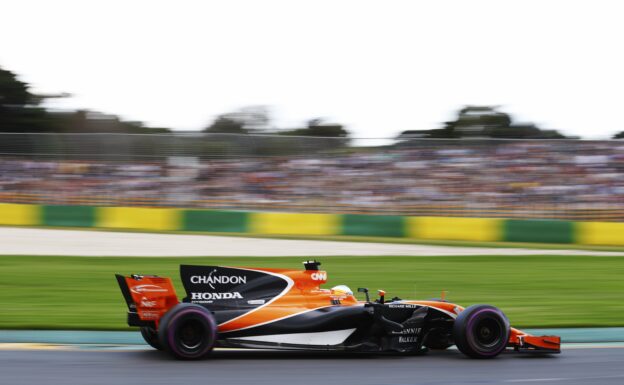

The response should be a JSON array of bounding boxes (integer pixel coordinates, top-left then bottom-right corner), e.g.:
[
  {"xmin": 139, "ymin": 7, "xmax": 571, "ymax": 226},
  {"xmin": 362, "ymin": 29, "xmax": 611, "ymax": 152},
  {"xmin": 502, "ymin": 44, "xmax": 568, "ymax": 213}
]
[{"xmin": 1, "ymin": 255, "xmax": 623, "ymax": 330}]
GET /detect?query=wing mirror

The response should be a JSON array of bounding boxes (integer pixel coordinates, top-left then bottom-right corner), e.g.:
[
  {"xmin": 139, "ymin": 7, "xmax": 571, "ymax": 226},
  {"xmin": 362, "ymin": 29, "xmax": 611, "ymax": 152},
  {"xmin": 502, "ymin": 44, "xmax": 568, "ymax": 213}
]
[{"xmin": 357, "ymin": 287, "xmax": 370, "ymax": 302}]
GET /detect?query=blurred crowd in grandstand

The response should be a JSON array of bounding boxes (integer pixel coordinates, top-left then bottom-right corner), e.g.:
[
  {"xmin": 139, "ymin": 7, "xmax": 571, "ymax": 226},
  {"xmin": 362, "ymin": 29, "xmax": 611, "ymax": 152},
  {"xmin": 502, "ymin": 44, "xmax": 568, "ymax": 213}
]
[
  {"xmin": 1, "ymin": 140, "xmax": 623, "ymax": 220},
  {"xmin": 3, "ymin": 64, "xmax": 624, "ymax": 220}
]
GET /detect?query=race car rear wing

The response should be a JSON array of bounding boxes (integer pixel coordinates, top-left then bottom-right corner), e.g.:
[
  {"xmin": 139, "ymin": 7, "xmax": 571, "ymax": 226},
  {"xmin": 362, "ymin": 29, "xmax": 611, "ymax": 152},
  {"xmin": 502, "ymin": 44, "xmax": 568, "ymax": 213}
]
[{"xmin": 115, "ymin": 274, "xmax": 179, "ymax": 327}]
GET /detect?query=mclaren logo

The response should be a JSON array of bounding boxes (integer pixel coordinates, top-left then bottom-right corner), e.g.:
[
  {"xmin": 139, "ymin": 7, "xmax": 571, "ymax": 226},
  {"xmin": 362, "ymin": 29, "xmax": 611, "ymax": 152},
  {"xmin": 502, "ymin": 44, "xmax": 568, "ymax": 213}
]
[
  {"xmin": 130, "ymin": 284, "xmax": 167, "ymax": 294},
  {"xmin": 190, "ymin": 269, "xmax": 247, "ymax": 289}
]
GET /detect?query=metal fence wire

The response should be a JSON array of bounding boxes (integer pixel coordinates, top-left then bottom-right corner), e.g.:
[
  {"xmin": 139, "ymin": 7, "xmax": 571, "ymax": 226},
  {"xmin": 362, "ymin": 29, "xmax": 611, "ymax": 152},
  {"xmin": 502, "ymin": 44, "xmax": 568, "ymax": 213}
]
[{"xmin": 0, "ymin": 132, "xmax": 623, "ymax": 221}]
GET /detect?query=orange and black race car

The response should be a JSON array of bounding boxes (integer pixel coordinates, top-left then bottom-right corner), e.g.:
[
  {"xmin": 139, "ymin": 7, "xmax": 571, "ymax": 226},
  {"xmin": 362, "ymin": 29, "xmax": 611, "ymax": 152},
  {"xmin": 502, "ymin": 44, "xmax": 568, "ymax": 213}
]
[{"xmin": 115, "ymin": 261, "xmax": 560, "ymax": 360}]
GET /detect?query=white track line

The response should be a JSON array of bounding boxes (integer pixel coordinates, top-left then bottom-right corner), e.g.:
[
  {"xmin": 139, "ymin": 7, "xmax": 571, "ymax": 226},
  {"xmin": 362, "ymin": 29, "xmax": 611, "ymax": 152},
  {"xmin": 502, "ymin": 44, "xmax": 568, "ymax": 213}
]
[{"xmin": 505, "ymin": 374, "xmax": 624, "ymax": 383}]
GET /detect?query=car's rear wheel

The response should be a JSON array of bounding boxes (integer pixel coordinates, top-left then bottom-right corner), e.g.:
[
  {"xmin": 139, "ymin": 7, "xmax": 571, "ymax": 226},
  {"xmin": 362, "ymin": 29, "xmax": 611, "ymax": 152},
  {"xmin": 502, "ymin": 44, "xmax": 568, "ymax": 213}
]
[
  {"xmin": 158, "ymin": 303, "xmax": 217, "ymax": 360},
  {"xmin": 453, "ymin": 304, "xmax": 510, "ymax": 359},
  {"xmin": 140, "ymin": 326, "xmax": 162, "ymax": 350}
]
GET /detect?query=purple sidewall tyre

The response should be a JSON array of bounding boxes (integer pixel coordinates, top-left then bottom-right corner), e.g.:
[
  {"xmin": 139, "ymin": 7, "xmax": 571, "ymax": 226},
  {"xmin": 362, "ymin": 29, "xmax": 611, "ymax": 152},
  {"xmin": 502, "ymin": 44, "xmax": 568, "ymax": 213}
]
[
  {"xmin": 158, "ymin": 303, "xmax": 217, "ymax": 360},
  {"xmin": 453, "ymin": 304, "xmax": 510, "ymax": 359}
]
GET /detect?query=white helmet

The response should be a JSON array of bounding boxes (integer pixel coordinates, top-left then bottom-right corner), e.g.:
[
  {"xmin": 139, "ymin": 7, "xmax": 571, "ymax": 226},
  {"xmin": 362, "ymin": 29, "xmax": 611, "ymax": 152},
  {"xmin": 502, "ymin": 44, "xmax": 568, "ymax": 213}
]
[{"xmin": 330, "ymin": 285, "xmax": 353, "ymax": 296}]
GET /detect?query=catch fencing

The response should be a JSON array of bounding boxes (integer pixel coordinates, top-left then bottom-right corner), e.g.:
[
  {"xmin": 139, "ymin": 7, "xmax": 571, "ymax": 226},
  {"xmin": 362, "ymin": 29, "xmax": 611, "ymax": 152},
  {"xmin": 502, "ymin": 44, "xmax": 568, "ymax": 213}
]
[{"xmin": 0, "ymin": 133, "xmax": 623, "ymax": 221}]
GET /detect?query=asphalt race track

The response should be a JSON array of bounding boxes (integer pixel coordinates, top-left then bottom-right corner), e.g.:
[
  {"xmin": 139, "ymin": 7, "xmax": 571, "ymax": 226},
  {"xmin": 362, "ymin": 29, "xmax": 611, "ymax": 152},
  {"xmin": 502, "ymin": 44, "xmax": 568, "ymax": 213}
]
[
  {"xmin": 2, "ymin": 346, "xmax": 624, "ymax": 385},
  {"xmin": 2, "ymin": 227, "xmax": 623, "ymax": 385}
]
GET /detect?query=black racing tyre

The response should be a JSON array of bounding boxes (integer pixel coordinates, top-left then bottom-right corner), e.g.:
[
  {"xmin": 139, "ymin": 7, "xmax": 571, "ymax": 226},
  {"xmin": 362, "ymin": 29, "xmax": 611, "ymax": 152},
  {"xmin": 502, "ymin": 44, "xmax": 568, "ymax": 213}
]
[
  {"xmin": 158, "ymin": 303, "xmax": 217, "ymax": 360},
  {"xmin": 453, "ymin": 304, "xmax": 510, "ymax": 359},
  {"xmin": 140, "ymin": 326, "xmax": 162, "ymax": 350}
]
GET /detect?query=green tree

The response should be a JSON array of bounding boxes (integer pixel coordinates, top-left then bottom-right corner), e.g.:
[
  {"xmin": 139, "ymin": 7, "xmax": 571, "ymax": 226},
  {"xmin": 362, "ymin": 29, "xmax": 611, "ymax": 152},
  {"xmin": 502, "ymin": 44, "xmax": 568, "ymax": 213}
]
[
  {"xmin": 204, "ymin": 106, "xmax": 271, "ymax": 134},
  {"xmin": 280, "ymin": 118, "xmax": 349, "ymax": 137},
  {"xmin": 1, "ymin": 65, "xmax": 170, "ymax": 134},
  {"xmin": 0, "ymin": 67, "xmax": 31, "ymax": 106},
  {"xmin": 51, "ymin": 109, "xmax": 169, "ymax": 133},
  {"xmin": 204, "ymin": 116, "xmax": 247, "ymax": 134},
  {"xmin": 398, "ymin": 106, "xmax": 570, "ymax": 140},
  {"xmin": 613, "ymin": 131, "xmax": 624, "ymax": 139},
  {"xmin": 0, "ymin": 66, "xmax": 52, "ymax": 132}
]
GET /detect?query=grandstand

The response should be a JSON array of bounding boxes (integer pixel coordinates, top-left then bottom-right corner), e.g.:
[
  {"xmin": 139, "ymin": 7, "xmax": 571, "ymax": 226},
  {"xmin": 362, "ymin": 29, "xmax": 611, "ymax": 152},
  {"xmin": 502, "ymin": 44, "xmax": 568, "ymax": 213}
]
[{"xmin": 1, "ymin": 133, "xmax": 623, "ymax": 221}]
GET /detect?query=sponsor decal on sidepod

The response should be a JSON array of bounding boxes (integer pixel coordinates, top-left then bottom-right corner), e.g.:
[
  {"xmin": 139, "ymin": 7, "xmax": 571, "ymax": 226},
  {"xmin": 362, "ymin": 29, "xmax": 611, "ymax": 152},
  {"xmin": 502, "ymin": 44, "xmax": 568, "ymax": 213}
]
[
  {"xmin": 310, "ymin": 272, "xmax": 327, "ymax": 281},
  {"xmin": 189, "ymin": 271, "xmax": 247, "ymax": 303},
  {"xmin": 191, "ymin": 292, "xmax": 244, "ymax": 302},
  {"xmin": 190, "ymin": 270, "xmax": 247, "ymax": 289}
]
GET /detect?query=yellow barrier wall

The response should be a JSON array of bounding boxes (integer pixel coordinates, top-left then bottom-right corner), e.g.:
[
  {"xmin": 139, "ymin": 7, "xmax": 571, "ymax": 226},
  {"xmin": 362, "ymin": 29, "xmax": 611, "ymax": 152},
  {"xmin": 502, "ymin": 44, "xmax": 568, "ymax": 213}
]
[
  {"xmin": 576, "ymin": 221, "xmax": 624, "ymax": 246},
  {"xmin": 407, "ymin": 216, "xmax": 502, "ymax": 242},
  {"xmin": 249, "ymin": 212, "xmax": 339, "ymax": 236},
  {"xmin": 96, "ymin": 207, "xmax": 181, "ymax": 231},
  {"xmin": 2, "ymin": 203, "xmax": 624, "ymax": 247},
  {"xmin": 0, "ymin": 203, "xmax": 39, "ymax": 226}
]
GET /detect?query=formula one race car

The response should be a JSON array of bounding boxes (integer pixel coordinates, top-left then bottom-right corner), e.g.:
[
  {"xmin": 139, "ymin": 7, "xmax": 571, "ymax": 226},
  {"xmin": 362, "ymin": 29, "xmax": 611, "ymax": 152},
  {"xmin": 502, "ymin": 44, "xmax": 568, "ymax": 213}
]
[{"xmin": 116, "ymin": 261, "xmax": 560, "ymax": 360}]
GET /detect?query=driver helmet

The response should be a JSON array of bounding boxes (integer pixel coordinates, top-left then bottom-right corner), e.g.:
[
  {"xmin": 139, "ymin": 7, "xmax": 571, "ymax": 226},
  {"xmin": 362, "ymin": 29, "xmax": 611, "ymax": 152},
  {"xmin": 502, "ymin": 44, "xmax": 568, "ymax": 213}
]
[{"xmin": 330, "ymin": 284, "xmax": 353, "ymax": 297}]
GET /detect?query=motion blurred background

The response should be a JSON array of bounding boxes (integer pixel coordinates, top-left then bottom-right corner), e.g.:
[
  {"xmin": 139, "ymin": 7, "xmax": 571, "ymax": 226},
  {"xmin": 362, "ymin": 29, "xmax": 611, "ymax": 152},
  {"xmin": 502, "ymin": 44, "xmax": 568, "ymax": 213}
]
[
  {"xmin": 1, "ymin": 129, "xmax": 624, "ymax": 221},
  {"xmin": 1, "ymin": 0, "xmax": 624, "ymax": 332},
  {"xmin": 2, "ymin": 0, "xmax": 624, "ymax": 223}
]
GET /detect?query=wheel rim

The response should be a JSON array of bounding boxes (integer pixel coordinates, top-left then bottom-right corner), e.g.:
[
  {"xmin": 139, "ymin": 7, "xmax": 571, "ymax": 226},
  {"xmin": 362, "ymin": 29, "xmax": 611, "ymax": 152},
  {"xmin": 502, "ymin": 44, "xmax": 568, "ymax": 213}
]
[
  {"xmin": 474, "ymin": 317, "xmax": 503, "ymax": 348},
  {"xmin": 178, "ymin": 319, "xmax": 204, "ymax": 350}
]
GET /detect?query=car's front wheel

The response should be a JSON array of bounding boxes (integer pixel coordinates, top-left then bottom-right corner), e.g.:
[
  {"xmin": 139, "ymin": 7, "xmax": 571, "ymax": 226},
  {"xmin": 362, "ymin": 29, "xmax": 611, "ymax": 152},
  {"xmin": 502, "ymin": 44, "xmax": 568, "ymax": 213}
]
[
  {"xmin": 158, "ymin": 303, "xmax": 217, "ymax": 360},
  {"xmin": 453, "ymin": 304, "xmax": 510, "ymax": 359}
]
